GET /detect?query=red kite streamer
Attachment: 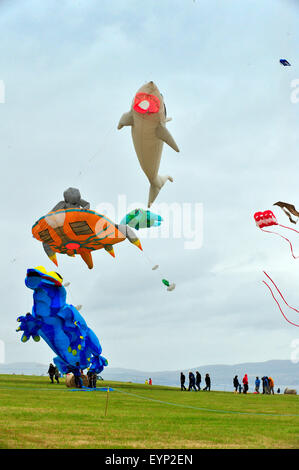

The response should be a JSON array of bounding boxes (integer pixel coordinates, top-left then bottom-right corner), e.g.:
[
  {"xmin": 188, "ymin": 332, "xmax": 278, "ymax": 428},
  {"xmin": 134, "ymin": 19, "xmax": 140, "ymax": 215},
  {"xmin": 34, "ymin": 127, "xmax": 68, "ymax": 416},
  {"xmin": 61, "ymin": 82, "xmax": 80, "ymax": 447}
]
[{"xmin": 263, "ymin": 271, "xmax": 299, "ymax": 327}]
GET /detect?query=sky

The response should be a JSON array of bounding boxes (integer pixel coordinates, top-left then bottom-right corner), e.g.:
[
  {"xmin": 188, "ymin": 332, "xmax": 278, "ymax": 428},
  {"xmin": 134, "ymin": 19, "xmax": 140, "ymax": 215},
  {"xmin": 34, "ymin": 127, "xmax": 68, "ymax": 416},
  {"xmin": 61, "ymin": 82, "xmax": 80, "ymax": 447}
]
[{"xmin": 0, "ymin": 0, "xmax": 298, "ymax": 372}]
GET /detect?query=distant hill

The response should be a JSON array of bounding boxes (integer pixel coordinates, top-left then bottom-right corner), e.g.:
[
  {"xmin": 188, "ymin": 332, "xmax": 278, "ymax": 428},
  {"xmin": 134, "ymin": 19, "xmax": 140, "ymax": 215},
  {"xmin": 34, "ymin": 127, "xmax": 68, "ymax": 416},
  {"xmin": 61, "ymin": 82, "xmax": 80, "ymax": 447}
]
[
  {"xmin": 0, "ymin": 362, "xmax": 49, "ymax": 376},
  {"xmin": 0, "ymin": 360, "xmax": 298, "ymax": 391},
  {"xmin": 101, "ymin": 360, "xmax": 299, "ymax": 391}
]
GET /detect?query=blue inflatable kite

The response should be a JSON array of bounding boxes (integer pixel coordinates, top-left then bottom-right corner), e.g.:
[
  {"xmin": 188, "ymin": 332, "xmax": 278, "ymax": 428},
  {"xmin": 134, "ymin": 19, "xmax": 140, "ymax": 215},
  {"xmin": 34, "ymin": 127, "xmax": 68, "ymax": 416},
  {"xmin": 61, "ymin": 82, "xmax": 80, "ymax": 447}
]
[
  {"xmin": 16, "ymin": 266, "xmax": 108, "ymax": 374},
  {"xmin": 120, "ymin": 208, "xmax": 163, "ymax": 230}
]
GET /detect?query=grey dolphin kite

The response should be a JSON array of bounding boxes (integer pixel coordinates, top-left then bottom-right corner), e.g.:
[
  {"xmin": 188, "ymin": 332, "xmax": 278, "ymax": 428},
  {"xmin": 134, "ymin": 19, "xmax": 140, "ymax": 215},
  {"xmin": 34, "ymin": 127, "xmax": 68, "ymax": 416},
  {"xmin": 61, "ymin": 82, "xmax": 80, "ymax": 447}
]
[{"xmin": 118, "ymin": 81, "xmax": 180, "ymax": 207}]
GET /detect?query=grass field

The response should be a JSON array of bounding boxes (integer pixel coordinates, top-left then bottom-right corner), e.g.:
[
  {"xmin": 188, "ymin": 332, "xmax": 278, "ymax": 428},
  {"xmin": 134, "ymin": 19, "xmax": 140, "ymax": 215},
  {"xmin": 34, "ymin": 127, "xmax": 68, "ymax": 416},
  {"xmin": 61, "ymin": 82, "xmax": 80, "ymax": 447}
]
[{"xmin": 0, "ymin": 374, "xmax": 298, "ymax": 449}]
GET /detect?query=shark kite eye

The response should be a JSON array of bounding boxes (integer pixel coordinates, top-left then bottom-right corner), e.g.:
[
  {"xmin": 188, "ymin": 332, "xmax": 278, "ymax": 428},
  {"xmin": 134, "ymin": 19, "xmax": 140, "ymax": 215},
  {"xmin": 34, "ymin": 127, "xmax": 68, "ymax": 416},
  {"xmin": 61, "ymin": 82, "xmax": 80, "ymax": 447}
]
[
  {"xmin": 133, "ymin": 93, "xmax": 160, "ymax": 114},
  {"xmin": 139, "ymin": 100, "xmax": 150, "ymax": 110}
]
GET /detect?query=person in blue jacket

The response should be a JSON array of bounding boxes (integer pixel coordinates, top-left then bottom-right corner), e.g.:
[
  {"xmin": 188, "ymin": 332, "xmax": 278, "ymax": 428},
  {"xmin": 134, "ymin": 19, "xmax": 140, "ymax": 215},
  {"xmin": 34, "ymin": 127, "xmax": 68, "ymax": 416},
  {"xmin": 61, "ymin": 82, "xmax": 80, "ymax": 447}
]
[
  {"xmin": 255, "ymin": 376, "xmax": 260, "ymax": 393},
  {"xmin": 73, "ymin": 362, "xmax": 83, "ymax": 388},
  {"xmin": 188, "ymin": 372, "xmax": 197, "ymax": 391},
  {"xmin": 262, "ymin": 376, "xmax": 269, "ymax": 394}
]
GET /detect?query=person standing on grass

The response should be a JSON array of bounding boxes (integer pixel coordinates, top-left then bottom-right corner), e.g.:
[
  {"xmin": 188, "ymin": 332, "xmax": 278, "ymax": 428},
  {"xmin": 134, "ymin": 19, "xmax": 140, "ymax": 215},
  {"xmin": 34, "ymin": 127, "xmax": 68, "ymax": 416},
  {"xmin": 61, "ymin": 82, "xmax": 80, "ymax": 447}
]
[
  {"xmin": 233, "ymin": 375, "xmax": 239, "ymax": 393},
  {"xmin": 73, "ymin": 362, "xmax": 83, "ymax": 388},
  {"xmin": 268, "ymin": 376, "xmax": 274, "ymax": 395},
  {"xmin": 180, "ymin": 372, "xmax": 186, "ymax": 391},
  {"xmin": 188, "ymin": 372, "xmax": 197, "ymax": 391},
  {"xmin": 242, "ymin": 374, "xmax": 249, "ymax": 394},
  {"xmin": 87, "ymin": 369, "xmax": 97, "ymax": 388},
  {"xmin": 54, "ymin": 366, "xmax": 60, "ymax": 384},
  {"xmin": 203, "ymin": 373, "xmax": 211, "ymax": 391},
  {"xmin": 149, "ymin": 378, "xmax": 152, "ymax": 385},
  {"xmin": 261, "ymin": 376, "xmax": 266, "ymax": 394},
  {"xmin": 255, "ymin": 377, "xmax": 260, "ymax": 393},
  {"xmin": 87, "ymin": 369, "xmax": 93, "ymax": 388},
  {"xmin": 195, "ymin": 371, "xmax": 201, "ymax": 391},
  {"xmin": 264, "ymin": 376, "xmax": 270, "ymax": 394},
  {"xmin": 48, "ymin": 363, "xmax": 55, "ymax": 384}
]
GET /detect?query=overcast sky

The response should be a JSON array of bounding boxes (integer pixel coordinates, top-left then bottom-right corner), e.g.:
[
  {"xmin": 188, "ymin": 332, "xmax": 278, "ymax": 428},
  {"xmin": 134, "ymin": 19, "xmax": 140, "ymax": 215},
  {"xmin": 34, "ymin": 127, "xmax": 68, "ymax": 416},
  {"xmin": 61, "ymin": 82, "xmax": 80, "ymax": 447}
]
[{"xmin": 0, "ymin": 0, "xmax": 298, "ymax": 372}]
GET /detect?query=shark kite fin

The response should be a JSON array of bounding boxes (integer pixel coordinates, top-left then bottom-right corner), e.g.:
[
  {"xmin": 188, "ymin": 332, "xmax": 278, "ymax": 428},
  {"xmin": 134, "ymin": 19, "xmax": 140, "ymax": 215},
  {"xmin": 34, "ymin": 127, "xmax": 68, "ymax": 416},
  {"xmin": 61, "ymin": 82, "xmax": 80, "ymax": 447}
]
[
  {"xmin": 148, "ymin": 175, "xmax": 173, "ymax": 208},
  {"xmin": 156, "ymin": 124, "xmax": 179, "ymax": 152},
  {"xmin": 117, "ymin": 111, "xmax": 133, "ymax": 129}
]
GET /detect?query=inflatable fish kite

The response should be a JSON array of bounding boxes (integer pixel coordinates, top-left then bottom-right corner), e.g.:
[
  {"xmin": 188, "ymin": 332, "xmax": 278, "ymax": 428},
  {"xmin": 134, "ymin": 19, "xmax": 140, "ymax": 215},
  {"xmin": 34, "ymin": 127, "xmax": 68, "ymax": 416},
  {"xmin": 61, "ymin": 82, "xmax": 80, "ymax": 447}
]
[
  {"xmin": 32, "ymin": 208, "xmax": 142, "ymax": 269},
  {"xmin": 16, "ymin": 266, "xmax": 108, "ymax": 374},
  {"xmin": 118, "ymin": 81, "xmax": 180, "ymax": 207},
  {"xmin": 120, "ymin": 208, "xmax": 163, "ymax": 230}
]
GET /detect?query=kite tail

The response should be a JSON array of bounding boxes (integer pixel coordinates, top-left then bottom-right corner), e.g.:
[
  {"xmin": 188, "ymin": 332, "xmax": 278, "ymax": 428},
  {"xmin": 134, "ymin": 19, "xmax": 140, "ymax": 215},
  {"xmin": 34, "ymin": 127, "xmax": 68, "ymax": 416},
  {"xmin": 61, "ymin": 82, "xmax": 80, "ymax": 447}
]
[
  {"xmin": 263, "ymin": 271, "xmax": 299, "ymax": 327},
  {"xmin": 261, "ymin": 228, "xmax": 299, "ymax": 259},
  {"xmin": 148, "ymin": 175, "xmax": 173, "ymax": 208},
  {"xmin": 42, "ymin": 242, "xmax": 58, "ymax": 267},
  {"xmin": 278, "ymin": 224, "xmax": 299, "ymax": 235}
]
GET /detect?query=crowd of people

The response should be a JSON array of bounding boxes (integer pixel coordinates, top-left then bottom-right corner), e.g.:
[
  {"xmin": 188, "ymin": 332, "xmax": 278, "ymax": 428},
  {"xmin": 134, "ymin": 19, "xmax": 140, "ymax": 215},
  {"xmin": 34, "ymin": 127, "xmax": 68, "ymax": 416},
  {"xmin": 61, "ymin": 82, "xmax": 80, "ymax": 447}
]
[
  {"xmin": 180, "ymin": 371, "xmax": 278, "ymax": 394},
  {"xmin": 180, "ymin": 371, "xmax": 211, "ymax": 391},
  {"xmin": 233, "ymin": 374, "xmax": 277, "ymax": 394},
  {"xmin": 47, "ymin": 362, "xmax": 98, "ymax": 389},
  {"xmin": 47, "ymin": 363, "xmax": 278, "ymax": 395}
]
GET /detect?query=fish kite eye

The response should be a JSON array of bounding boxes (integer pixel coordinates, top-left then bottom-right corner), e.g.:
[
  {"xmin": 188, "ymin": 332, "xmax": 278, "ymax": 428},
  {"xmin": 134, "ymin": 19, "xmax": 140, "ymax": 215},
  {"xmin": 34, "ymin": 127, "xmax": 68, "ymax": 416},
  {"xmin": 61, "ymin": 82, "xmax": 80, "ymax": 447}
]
[{"xmin": 133, "ymin": 93, "xmax": 160, "ymax": 114}]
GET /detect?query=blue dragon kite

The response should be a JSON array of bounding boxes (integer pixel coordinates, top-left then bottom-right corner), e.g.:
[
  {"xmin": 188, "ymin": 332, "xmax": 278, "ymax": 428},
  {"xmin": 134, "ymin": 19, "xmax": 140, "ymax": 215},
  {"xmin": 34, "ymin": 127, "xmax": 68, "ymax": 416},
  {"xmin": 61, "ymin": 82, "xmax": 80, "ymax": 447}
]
[{"xmin": 16, "ymin": 266, "xmax": 108, "ymax": 375}]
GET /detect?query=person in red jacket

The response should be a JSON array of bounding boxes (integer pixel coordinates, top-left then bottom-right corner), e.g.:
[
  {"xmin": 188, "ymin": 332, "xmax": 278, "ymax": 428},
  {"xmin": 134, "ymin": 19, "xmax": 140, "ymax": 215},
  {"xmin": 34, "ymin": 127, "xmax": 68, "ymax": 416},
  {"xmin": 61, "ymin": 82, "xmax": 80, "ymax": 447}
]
[{"xmin": 242, "ymin": 374, "xmax": 249, "ymax": 394}]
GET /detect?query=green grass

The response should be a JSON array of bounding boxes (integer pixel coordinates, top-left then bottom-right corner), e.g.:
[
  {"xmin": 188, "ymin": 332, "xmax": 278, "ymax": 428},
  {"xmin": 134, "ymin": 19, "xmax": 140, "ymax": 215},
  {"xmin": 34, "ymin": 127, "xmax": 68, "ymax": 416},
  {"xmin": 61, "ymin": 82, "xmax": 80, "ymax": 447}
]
[{"xmin": 0, "ymin": 374, "xmax": 298, "ymax": 449}]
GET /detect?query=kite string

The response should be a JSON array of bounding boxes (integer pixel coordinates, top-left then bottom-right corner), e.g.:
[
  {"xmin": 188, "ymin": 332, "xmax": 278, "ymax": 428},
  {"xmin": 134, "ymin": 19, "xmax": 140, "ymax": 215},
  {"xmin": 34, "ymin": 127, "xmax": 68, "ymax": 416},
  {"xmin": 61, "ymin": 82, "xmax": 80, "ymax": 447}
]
[
  {"xmin": 262, "ymin": 273, "xmax": 299, "ymax": 327},
  {"xmin": 141, "ymin": 249, "xmax": 169, "ymax": 284},
  {"xmin": 263, "ymin": 281, "xmax": 299, "ymax": 327},
  {"xmin": 75, "ymin": 123, "xmax": 115, "ymax": 182},
  {"xmin": 263, "ymin": 271, "xmax": 299, "ymax": 315},
  {"xmin": 278, "ymin": 224, "xmax": 299, "ymax": 235},
  {"xmin": 261, "ymin": 227, "xmax": 299, "ymax": 259}
]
